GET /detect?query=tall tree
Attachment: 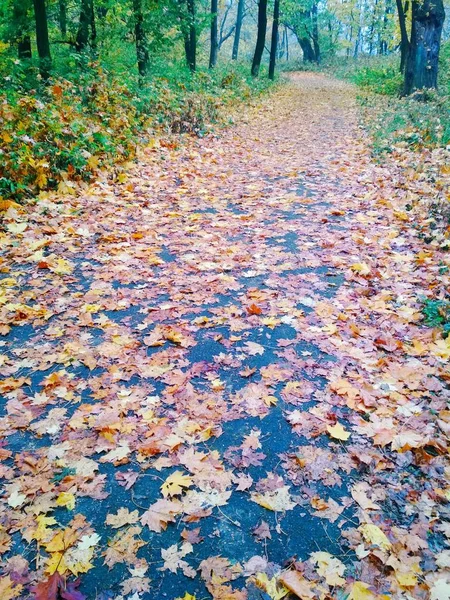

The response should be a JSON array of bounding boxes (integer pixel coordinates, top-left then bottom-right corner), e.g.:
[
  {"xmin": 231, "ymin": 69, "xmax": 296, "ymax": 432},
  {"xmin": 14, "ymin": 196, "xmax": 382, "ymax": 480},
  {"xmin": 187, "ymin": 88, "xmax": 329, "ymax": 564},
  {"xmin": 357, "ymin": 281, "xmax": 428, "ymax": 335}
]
[
  {"xmin": 403, "ymin": 0, "xmax": 445, "ymax": 94},
  {"xmin": 183, "ymin": 0, "xmax": 196, "ymax": 71},
  {"xmin": 209, "ymin": 0, "xmax": 218, "ymax": 68},
  {"xmin": 33, "ymin": 0, "xmax": 51, "ymax": 78},
  {"xmin": 76, "ymin": 0, "xmax": 96, "ymax": 52},
  {"xmin": 251, "ymin": 0, "xmax": 268, "ymax": 76},
  {"xmin": 311, "ymin": 2, "xmax": 320, "ymax": 63},
  {"xmin": 232, "ymin": 0, "xmax": 245, "ymax": 59},
  {"xmin": 58, "ymin": 0, "xmax": 67, "ymax": 37},
  {"xmin": 269, "ymin": 0, "xmax": 280, "ymax": 79},
  {"xmin": 133, "ymin": 0, "xmax": 149, "ymax": 78},
  {"xmin": 395, "ymin": 0, "xmax": 410, "ymax": 72},
  {"xmin": 13, "ymin": 0, "xmax": 32, "ymax": 59}
]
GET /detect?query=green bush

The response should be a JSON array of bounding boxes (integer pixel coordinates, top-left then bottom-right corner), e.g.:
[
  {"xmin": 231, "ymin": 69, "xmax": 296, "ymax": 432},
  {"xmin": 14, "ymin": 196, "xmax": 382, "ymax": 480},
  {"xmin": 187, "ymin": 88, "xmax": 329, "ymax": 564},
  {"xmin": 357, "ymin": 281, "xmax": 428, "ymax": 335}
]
[{"xmin": 0, "ymin": 56, "xmax": 271, "ymax": 203}]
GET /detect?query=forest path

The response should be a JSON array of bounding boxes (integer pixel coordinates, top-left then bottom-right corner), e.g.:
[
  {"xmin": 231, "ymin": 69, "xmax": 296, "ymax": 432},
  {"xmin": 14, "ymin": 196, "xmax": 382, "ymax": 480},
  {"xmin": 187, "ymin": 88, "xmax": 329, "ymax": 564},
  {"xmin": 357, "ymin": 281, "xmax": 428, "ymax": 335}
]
[{"xmin": 2, "ymin": 74, "xmax": 449, "ymax": 600}]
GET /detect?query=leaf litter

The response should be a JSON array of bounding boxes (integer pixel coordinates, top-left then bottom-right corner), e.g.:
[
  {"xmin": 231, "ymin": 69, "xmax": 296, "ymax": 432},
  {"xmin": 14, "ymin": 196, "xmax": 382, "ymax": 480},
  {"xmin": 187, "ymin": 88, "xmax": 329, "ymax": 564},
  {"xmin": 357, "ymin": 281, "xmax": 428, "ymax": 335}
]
[{"xmin": 0, "ymin": 73, "xmax": 449, "ymax": 599}]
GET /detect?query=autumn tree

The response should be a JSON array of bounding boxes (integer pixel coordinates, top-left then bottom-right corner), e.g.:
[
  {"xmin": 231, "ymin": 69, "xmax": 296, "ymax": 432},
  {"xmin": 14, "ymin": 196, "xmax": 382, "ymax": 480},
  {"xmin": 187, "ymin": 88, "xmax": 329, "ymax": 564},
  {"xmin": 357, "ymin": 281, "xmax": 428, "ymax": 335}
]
[
  {"xmin": 269, "ymin": 0, "xmax": 280, "ymax": 79},
  {"xmin": 232, "ymin": 0, "xmax": 245, "ymax": 59},
  {"xmin": 251, "ymin": 0, "xmax": 268, "ymax": 76},
  {"xmin": 209, "ymin": 0, "xmax": 218, "ymax": 67},
  {"xmin": 13, "ymin": 0, "xmax": 32, "ymax": 59},
  {"xmin": 133, "ymin": 0, "xmax": 150, "ymax": 77},
  {"xmin": 33, "ymin": 0, "xmax": 51, "ymax": 78},
  {"xmin": 403, "ymin": 0, "xmax": 445, "ymax": 94}
]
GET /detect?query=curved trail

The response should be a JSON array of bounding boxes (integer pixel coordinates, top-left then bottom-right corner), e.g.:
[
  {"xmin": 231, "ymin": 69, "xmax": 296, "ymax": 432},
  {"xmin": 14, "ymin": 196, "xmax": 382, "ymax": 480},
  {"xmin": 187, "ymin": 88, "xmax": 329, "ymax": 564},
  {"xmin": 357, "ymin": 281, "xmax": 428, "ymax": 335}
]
[{"xmin": 1, "ymin": 74, "xmax": 449, "ymax": 600}]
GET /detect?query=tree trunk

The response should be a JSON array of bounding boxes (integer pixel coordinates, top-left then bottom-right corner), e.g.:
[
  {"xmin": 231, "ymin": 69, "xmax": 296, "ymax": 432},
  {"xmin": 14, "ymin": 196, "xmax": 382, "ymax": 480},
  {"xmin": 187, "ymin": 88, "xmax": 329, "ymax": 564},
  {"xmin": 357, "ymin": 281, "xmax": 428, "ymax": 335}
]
[
  {"xmin": 251, "ymin": 0, "xmax": 268, "ymax": 76},
  {"xmin": 185, "ymin": 0, "xmax": 196, "ymax": 71},
  {"xmin": 311, "ymin": 3, "xmax": 320, "ymax": 63},
  {"xmin": 298, "ymin": 35, "xmax": 315, "ymax": 62},
  {"xmin": 404, "ymin": 0, "xmax": 445, "ymax": 94},
  {"xmin": 13, "ymin": 1, "xmax": 32, "ymax": 59},
  {"xmin": 232, "ymin": 0, "xmax": 245, "ymax": 60},
  {"xmin": 268, "ymin": 0, "xmax": 279, "ymax": 80},
  {"xmin": 209, "ymin": 0, "xmax": 218, "ymax": 68},
  {"xmin": 76, "ymin": 0, "xmax": 90, "ymax": 51},
  {"xmin": 33, "ymin": 0, "xmax": 51, "ymax": 78},
  {"xmin": 89, "ymin": 0, "xmax": 97, "ymax": 52},
  {"xmin": 396, "ymin": 0, "xmax": 410, "ymax": 72},
  {"xmin": 133, "ymin": 0, "xmax": 149, "ymax": 78},
  {"xmin": 58, "ymin": 0, "xmax": 67, "ymax": 37}
]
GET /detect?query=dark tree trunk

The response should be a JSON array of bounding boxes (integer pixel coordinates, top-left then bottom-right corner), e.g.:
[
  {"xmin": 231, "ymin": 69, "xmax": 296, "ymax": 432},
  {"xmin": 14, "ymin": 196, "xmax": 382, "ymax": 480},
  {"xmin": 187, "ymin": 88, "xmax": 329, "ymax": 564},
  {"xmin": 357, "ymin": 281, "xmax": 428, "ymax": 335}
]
[
  {"xmin": 209, "ymin": 0, "xmax": 218, "ymax": 68},
  {"xmin": 404, "ymin": 0, "xmax": 445, "ymax": 94},
  {"xmin": 89, "ymin": 0, "xmax": 97, "ymax": 51},
  {"xmin": 133, "ymin": 0, "xmax": 149, "ymax": 78},
  {"xmin": 251, "ymin": 0, "xmax": 268, "ymax": 76},
  {"xmin": 396, "ymin": 0, "xmax": 410, "ymax": 72},
  {"xmin": 13, "ymin": 1, "xmax": 32, "ymax": 59},
  {"xmin": 268, "ymin": 0, "xmax": 279, "ymax": 80},
  {"xmin": 184, "ymin": 0, "xmax": 196, "ymax": 71},
  {"xmin": 33, "ymin": 0, "xmax": 51, "ymax": 78},
  {"xmin": 285, "ymin": 26, "xmax": 289, "ymax": 61},
  {"xmin": 311, "ymin": 3, "xmax": 320, "ymax": 63},
  {"xmin": 76, "ymin": 0, "xmax": 90, "ymax": 51},
  {"xmin": 58, "ymin": 0, "xmax": 67, "ymax": 37},
  {"xmin": 232, "ymin": 0, "xmax": 245, "ymax": 59},
  {"xmin": 298, "ymin": 35, "xmax": 315, "ymax": 62},
  {"xmin": 18, "ymin": 36, "xmax": 32, "ymax": 59}
]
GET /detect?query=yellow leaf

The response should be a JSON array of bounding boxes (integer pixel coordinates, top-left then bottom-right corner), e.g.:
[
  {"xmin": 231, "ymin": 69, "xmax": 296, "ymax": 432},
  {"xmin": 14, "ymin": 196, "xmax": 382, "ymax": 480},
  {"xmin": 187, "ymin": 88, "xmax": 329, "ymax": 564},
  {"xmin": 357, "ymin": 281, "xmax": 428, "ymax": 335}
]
[
  {"xmin": 359, "ymin": 524, "xmax": 391, "ymax": 551},
  {"xmin": 327, "ymin": 422, "xmax": 350, "ymax": 441},
  {"xmin": 161, "ymin": 471, "xmax": 193, "ymax": 498},
  {"xmin": 253, "ymin": 573, "xmax": 289, "ymax": 600},
  {"xmin": 51, "ymin": 258, "xmax": 74, "ymax": 275},
  {"xmin": 310, "ymin": 551, "xmax": 346, "ymax": 586},
  {"xmin": 6, "ymin": 222, "xmax": 27, "ymax": 234},
  {"xmin": 33, "ymin": 515, "xmax": 57, "ymax": 542},
  {"xmin": 348, "ymin": 581, "xmax": 385, "ymax": 600},
  {"xmin": 351, "ymin": 262, "xmax": 371, "ymax": 275},
  {"xmin": 2, "ymin": 132, "xmax": 13, "ymax": 143},
  {"xmin": 56, "ymin": 492, "xmax": 76, "ymax": 510},
  {"xmin": 0, "ymin": 575, "xmax": 23, "ymax": 600}
]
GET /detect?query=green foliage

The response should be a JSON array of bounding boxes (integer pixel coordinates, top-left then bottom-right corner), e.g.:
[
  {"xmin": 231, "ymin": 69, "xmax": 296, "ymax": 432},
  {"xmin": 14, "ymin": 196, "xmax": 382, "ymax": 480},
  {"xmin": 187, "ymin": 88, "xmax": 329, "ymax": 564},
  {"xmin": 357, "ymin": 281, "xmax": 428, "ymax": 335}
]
[
  {"xmin": 0, "ymin": 56, "xmax": 270, "ymax": 202},
  {"xmin": 421, "ymin": 298, "xmax": 450, "ymax": 337},
  {"xmin": 330, "ymin": 55, "xmax": 450, "ymax": 154},
  {"xmin": 326, "ymin": 56, "xmax": 402, "ymax": 96}
]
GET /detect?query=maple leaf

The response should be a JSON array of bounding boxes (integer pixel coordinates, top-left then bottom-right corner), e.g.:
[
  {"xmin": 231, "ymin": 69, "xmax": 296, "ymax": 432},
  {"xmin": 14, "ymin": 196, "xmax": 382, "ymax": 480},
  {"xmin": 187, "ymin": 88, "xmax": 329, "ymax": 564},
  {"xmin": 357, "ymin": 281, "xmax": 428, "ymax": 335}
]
[
  {"xmin": 327, "ymin": 422, "xmax": 351, "ymax": 441},
  {"xmin": 279, "ymin": 570, "xmax": 315, "ymax": 599},
  {"xmin": 351, "ymin": 483, "xmax": 381, "ymax": 510},
  {"xmin": 161, "ymin": 471, "xmax": 193, "ymax": 497},
  {"xmin": 106, "ymin": 508, "xmax": 139, "ymax": 528},
  {"xmin": 252, "ymin": 573, "xmax": 289, "ymax": 600},
  {"xmin": 160, "ymin": 542, "xmax": 196, "ymax": 577},
  {"xmin": 359, "ymin": 524, "xmax": 391, "ymax": 551},
  {"xmin": 310, "ymin": 551, "xmax": 346, "ymax": 586},
  {"xmin": 140, "ymin": 498, "xmax": 182, "ymax": 532},
  {"xmin": 0, "ymin": 575, "xmax": 23, "ymax": 600},
  {"xmin": 251, "ymin": 486, "xmax": 296, "ymax": 512}
]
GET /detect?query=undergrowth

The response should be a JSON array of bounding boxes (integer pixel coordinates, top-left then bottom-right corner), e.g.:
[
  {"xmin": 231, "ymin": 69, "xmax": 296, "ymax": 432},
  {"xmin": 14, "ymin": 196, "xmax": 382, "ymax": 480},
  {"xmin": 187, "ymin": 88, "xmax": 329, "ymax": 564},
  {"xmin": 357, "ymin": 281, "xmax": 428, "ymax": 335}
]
[{"xmin": 0, "ymin": 55, "xmax": 271, "ymax": 203}]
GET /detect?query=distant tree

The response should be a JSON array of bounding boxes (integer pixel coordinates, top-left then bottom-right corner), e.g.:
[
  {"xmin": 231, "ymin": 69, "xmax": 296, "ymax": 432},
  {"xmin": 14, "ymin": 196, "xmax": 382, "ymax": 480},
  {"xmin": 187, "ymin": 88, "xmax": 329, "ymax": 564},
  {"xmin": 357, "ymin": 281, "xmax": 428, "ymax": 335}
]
[
  {"xmin": 58, "ymin": 0, "xmax": 67, "ymax": 37},
  {"xmin": 13, "ymin": 0, "xmax": 32, "ymax": 59},
  {"xmin": 251, "ymin": 0, "xmax": 268, "ymax": 76},
  {"xmin": 133, "ymin": 0, "xmax": 149, "ymax": 77},
  {"xmin": 269, "ymin": 0, "xmax": 280, "ymax": 79},
  {"xmin": 395, "ymin": 0, "xmax": 410, "ymax": 71},
  {"xmin": 403, "ymin": 0, "xmax": 445, "ymax": 94},
  {"xmin": 182, "ymin": 0, "xmax": 196, "ymax": 71},
  {"xmin": 33, "ymin": 0, "xmax": 51, "ymax": 78},
  {"xmin": 75, "ymin": 0, "xmax": 96, "ymax": 52},
  {"xmin": 209, "ymin": 0, "xmax": 218, "ymax": 67},
  {"xmin": 232, "ymin": 0, "xmax": 245, "ymax": 59}
]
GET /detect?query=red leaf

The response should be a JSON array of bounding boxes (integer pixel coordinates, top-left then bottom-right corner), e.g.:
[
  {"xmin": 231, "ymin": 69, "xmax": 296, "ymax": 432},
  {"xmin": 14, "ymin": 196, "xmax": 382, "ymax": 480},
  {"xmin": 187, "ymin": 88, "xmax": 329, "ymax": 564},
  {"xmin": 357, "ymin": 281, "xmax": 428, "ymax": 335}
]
[{"xmin": 247, "ymin": 304, "xmax": 262, "ymax": 315}]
